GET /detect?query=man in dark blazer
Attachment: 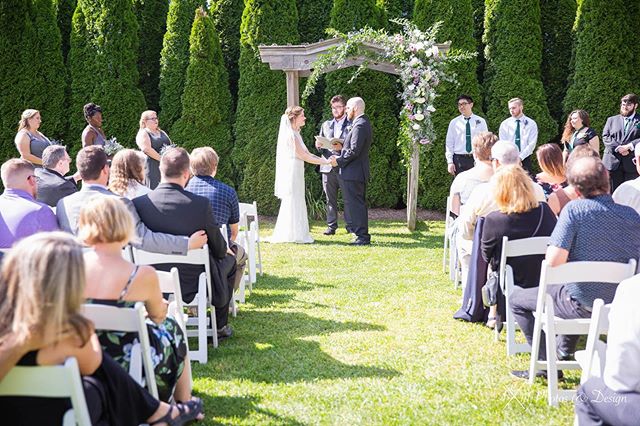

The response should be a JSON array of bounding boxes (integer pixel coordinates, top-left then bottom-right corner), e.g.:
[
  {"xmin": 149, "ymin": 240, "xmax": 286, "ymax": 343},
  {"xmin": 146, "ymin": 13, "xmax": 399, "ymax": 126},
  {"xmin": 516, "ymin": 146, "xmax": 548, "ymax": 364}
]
[
  {"xmin": 330, "ymin": 97, "xmax": 372, "ymax": 245},
  {"xmin": 315, "ymin": 94, "xmax": 351, "ymax": 235},
  {"xmin": 36, "ymin": 144, "xmax": 78, "ymax": 207},
  {"xmin": 133, "ymin": 147, "xmax": 236, "ymax": 338},
  {"xmin": 603, "ymin": 93, "xmax": 640, "ymax": 192}
]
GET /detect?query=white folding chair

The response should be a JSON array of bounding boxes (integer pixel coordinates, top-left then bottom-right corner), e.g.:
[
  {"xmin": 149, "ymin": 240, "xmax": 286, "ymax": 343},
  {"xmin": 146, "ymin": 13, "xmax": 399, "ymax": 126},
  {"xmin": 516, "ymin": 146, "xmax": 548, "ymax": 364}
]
[
  {"xmin": 82, "ymin": 302, "xmax": 158, "ymax": 399},
  {"xmin": 239, "ymin": 201, "xmax": 262, "ymax": 284},
  {"xmin": 220, "ymin": 224, "xmax": 238, "ymax": 318},
  {"xmin": 121, "ymin": 245, "xmax": 134, "ymax": 262},
  {"xmin": 443, "ymin": 196, "xmax": 452, "ymax": 273},
  {"xmin": 528, "ymin": 259, "xmax": 636, "ymax": 406},
  {"xmin": 0, "ymin": 357, "xmax": 91, "ymax": 426},
  {"xmin": 156, "ymin": 267, "xmax": 187, "ymax": 333},
  {"xmin": 575, "ymin": 299, "xmax": 610, "ymax": 384},
  {"xmin": 132, "ymin": 246, "xmax": 217, "ymax": 364},
  {"xmin": 498, "ymin": 236, "xmax": 551, "ymax": 355}
]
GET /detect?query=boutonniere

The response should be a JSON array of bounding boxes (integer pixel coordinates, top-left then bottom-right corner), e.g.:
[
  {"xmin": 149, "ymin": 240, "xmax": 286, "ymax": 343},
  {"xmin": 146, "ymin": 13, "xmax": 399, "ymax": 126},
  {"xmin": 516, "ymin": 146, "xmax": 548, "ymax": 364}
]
[
  {"xmin": 475, "ymin": 119, "xmax": 481, "ymax": 125},
  {"xmin": 523, "ymin": 119, "xmax": 529, "ymax": 126},
  {"xmin": 635, "ymin": 122, "xmax": 640, "ymax": 130},
  {"xmin": 346, "ymin": 125, "xmax": 353, "ymax": 132}
]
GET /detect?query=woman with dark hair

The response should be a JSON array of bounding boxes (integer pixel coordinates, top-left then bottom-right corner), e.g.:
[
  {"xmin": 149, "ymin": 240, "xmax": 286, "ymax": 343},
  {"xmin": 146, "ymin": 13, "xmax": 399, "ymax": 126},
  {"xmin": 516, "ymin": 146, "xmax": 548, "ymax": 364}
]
[
  {"xmin": 535, "ymin": 143, "xmax": 568, "ymax": 198},
  {"xmin": 561, "ymin": 109, "xmax": 599, "ymax": 159},
  {"xmin": 14, "ymin": 109, "xmax": 53, "ymax": 166},
  {"xmin": 547, "ymin": 145, "xmax": 599, "ymax": 215},
  {"xmin": 81, "ymin": 103, "xmax": 107, "ymax": 147}
]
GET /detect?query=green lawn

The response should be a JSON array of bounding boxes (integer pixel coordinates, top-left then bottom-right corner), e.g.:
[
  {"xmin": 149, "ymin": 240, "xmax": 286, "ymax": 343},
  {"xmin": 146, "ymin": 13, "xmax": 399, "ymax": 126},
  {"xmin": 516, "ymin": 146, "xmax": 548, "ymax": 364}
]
[{"xmin": 192, "ymin": 220, "xmax": 574, "ymax": 425}]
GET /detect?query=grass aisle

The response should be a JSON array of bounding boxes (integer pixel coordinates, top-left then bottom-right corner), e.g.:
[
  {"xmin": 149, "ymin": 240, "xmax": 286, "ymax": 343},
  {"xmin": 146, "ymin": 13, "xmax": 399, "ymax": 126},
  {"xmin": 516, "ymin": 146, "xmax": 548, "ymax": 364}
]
[{"xmin": 192, "ymin": 220, "xmax": 573, "ymax": 425}]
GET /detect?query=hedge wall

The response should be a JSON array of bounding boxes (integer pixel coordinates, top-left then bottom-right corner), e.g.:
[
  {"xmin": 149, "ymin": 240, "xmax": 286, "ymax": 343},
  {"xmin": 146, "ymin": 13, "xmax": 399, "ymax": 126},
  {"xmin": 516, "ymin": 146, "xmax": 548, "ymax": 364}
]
[
  {"xmin": 233, "ymin": 0, "xmax": 299, "ymax": 214},
  {"xmin": 483, "ymin": 0, "xmax": 557, "ymax": 147},
  {"xmin": 413, "ymin": 0, "xmax": 482, "ymax": 211},
  {"xmin": 54, "ymin": 0, "xmax": 76, "ymax": 64},
  {"xmin": 171, "ymin": 7, "xmax": 234, "ymax": 184}
]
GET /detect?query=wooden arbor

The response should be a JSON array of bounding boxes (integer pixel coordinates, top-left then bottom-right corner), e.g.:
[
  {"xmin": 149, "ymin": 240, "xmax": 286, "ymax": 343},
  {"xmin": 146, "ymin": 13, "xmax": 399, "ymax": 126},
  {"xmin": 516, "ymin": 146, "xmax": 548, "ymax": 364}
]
[{"xmin": 258, "ymin": 38, "xmax": 450, "ymax": 231}]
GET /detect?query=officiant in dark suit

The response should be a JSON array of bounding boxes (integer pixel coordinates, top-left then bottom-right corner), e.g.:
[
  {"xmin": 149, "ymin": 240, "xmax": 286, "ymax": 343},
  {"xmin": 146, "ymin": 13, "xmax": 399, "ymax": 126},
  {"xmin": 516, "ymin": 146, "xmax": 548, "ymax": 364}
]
[
  {"xmin": 603, "ymin": 93, "xmax": 640, "ymax": 191},
  {"xmin": 330, "ymin": 97, "xmax": 372, "ymax": 245},
  {"xmin": 316, "ymin": 95, "xmax": 351, "ymax": 235}
]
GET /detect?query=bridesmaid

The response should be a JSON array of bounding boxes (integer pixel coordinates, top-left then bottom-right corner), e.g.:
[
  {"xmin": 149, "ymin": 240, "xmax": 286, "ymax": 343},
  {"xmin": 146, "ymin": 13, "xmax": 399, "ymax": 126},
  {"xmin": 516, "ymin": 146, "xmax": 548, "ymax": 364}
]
[
  {"xmin": 14, "ymin": 109, "xmax": 53, "ymax": 166},
  {"xmin": 136, "ymin": 110, "xmax": 173, "ymax": 189},
  {"xmin": 81, "ymin": 102, "xmax": 107, "ymax": 147}
]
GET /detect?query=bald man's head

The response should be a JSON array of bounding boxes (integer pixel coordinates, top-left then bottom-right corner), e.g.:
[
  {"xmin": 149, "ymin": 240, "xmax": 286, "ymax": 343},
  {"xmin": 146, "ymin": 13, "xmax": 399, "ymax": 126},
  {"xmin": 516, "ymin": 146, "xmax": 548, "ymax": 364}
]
[{"xmin": 566, "ymin": 157, "xmax": 609, "ymax": 198}]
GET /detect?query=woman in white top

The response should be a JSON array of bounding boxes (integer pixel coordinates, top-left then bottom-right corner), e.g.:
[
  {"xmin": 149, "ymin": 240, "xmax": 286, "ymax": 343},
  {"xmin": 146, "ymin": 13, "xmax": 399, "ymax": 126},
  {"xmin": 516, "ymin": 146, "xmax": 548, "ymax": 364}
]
[
  {"xmin": 108, "ymin": 149, "xmax": 151, "ymax": 199},
  {"xmin": 267, "ymin": 106, "xmax": 331, "ymax": 243}
]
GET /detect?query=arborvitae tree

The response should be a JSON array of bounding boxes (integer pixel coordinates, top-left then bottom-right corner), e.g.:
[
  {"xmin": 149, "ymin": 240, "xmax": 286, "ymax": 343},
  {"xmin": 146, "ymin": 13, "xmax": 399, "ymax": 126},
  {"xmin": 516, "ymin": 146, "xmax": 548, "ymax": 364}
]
[
  {"xmin": 171, "ymin": 8, "xmax": 234, "ymax": 183},
  {"xmin": 540, "ymin": 0, "xmax": 576, "ymax": 130},
  {"xmin": 483, "ymin": 0, "xmax": 557, "ymax": 146},
  {"xmin": 233, "ymin": 0, "xmax": 299, "ymax": 214},
  {"xmin": 377, "ymin": 0, "xmax": 413, "ymax": 32},
  {"xmin": 413, "ymin": 0, "xmax": 482, "ymax": 211},
  {"xmin": 210, "ymin": 0, "xmax": 243, "ymax": 113},
  {"xmin": 159, "ymin": 0, "xmax": 202, "ymax": 130},
  {"xmin": 69, "ymin": 0, "xmax": 146, "ymax": 154},
  {"xmin": 471, "ymin": 0, "xmax": 485, "ymax": 93},
  {"xmin": 54, "ymin": 0, "xmax": 76, "ymax": 64},
  {"xmin": 133, "ymin": 0, "xmax": 169, "ymax": 111},
  {"xmin": 563, "ymin": 0, "xmax": 637, "ymax": 134},
  {"xmin": 324, "ymin": 0, "xmax": 403, "ymax": 208}
]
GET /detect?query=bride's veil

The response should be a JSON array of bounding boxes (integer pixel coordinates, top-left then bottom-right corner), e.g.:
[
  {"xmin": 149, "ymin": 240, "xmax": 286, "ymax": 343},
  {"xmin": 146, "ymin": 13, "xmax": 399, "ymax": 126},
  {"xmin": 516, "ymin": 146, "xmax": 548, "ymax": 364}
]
[{"xmin": 274, "ymin": 113, "xmax": 295, "ymax": 199}]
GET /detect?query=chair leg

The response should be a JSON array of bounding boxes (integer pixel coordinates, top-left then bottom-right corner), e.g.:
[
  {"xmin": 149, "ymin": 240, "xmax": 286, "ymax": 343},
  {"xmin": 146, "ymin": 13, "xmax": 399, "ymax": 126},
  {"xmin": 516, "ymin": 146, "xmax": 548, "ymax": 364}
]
[
  {"xmin": 528, "ymin": 316, "xmax": 543, "ymax": 385},
  {"xmin": 545, "ymin": 296, "xmax": 559, "ymax": 407},
  {"xmin": 210, "ymin": 304, "xmax": 218, "ymax": 349},
  {"xmin": 198, "ymin": 295, "xmax": 208, "ymax": 362}
]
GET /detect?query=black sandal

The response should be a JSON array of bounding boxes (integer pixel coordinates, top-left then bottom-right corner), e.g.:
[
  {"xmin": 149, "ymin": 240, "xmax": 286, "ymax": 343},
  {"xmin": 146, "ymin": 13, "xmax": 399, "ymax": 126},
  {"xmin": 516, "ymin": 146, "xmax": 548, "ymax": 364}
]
[{"xmin": 150, "ymin": 398, "xmax": 204, "ymax": 425}]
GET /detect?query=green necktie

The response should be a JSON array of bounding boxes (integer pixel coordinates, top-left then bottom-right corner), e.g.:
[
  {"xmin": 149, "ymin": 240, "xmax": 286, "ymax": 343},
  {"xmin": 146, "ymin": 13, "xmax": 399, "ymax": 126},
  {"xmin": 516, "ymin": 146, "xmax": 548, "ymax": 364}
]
[
  {"xmin": 624, "ymin": 118, "xmax": 632, "ymax": 135},
  {"xmin": 465, "ymin": 117, "xmax": 472, "ymax": 153},
  {"xmin": 515, "ymin": 119, "xmax": 521, "ymax": 150}
]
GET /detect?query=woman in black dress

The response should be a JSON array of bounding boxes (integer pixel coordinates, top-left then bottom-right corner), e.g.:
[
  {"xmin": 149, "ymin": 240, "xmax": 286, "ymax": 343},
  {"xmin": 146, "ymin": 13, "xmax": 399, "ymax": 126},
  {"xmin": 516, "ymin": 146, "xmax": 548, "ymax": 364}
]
[
  {"xmin": 136, "ymin": 110, "xmax": 173, "ymax": 189},
  {"xmin": 561, "ymin": 109, "xmax": 600, "ymax": 159}
]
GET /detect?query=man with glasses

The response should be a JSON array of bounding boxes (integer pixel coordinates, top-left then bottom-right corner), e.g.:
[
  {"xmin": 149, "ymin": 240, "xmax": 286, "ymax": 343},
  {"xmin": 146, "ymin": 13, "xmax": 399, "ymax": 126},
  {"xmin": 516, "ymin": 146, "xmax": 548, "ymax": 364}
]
[
  {"xmin": 603, "ymin": 93, "xmax": 640, "ymax": 192},
  {"xmin": 498, "ymin": 98, "xmax": 538, "ymax": 174},
  {"xmin": 35, "ymin": 144, "xmax": 80, "ymax": 207},
  {"xmin": 0, "ymin": 158, "xmax": 58, "ymax": 248},
  {"xmin": 446, "ymin": 95, "xmax": 488, "ymax": 176}
]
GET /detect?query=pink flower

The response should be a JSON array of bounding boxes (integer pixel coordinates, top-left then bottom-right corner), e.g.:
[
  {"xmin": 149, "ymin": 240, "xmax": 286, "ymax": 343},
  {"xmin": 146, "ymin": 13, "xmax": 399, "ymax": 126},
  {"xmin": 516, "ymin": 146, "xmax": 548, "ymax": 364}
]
[{"xmin": 419, "ymin": 138, "xmax": 430, "ymax": 145}]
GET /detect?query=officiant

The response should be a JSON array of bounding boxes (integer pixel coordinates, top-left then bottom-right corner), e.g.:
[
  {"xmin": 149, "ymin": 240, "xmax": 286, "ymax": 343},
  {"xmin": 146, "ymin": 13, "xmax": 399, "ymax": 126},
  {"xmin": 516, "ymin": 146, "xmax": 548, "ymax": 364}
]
[{"xmin": 315, "ymin": 95, "xmax": 351, "ymax": 235}]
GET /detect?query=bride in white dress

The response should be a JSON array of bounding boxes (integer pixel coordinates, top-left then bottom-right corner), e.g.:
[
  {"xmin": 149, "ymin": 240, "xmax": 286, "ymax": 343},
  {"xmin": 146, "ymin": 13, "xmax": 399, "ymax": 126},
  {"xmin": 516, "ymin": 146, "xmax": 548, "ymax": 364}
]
[{"xmin": 267, "ymin": 106, "xmax": 332, "ymax": 243}]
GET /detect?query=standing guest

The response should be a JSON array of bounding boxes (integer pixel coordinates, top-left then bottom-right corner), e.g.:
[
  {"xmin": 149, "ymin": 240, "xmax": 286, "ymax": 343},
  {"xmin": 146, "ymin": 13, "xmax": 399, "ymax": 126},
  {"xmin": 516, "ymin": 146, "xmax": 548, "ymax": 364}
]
[
  {"xmin": 108, "ymin": 149, "xmax": 151, "ymax": 199},
  {"xmin": 315, "ymin": 94, "xmax": 351, "ymax": 235},
  {"xmin": 14, "ymin": 109, "xmax": 53, "ymax": 166},
  {"xmin": 0, "ymin": 159, "xmax": 58, "ymax": 248},
  {"xmin": 560, "ymin": 109, "xmax": 599, "ymax": 160},
  {"xmin": 602, "ymin": 93, "xmax": 640, "ymax": 192},
  {"xmin": 137, "ymin": 110, "xmax": 173, "ymax": 189},
  {"xmin": 81, "ymin": 103, "xmax": 107, "ymax": 147},
  {"xmin": 535, "ymin": 143, "xmax": 567, "ymax": 198},
  {"xmin": 547, "ymin": 145, "xmax": 599, "ymax": 215},
  {"xmin": 186, "ymin": 147, "xmax": 248, "ymax": 291},
  {"xmin": 499, "ymin": 98, "xmax": 538, "ymax": 173},
  {"xmin": 0, "ymin": 232, "xmax": 204, "ymax": 425},
  {"xmin": 133, "ymin": 148, "xmax": 237, "ymax": 340},
  {"xmin": 445, "ymin": 95, "xmax": 489, "ymax": 176},
  {"xmin": 35, "ymin": 145, "xmax": 79, "ymax": 207}
]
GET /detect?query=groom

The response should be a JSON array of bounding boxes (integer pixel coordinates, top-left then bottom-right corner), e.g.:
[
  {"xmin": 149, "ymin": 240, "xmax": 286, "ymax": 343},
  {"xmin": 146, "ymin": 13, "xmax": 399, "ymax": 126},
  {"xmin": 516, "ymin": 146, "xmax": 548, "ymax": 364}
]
[{"xmin": 330, "ymin": 97, "xmax": 372, "ymax": 245}]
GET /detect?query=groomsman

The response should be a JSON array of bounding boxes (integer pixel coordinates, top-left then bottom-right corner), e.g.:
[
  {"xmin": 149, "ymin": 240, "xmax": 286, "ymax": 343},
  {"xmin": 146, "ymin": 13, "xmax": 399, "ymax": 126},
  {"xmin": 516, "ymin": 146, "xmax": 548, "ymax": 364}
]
[
  {"xmin": 315, "ymin": 95, "xmax": 351, "ymax": 235},
  {"xmin": 499, "ymin": 98, "xmax": 538, "ymax": 173},
  {"xmin": 445, "ymin": 95, "xmax": 488, "ymax": 176},
  {"xmin": 603, "ymin": 93, "xmax": 640, "ymax": 192}
]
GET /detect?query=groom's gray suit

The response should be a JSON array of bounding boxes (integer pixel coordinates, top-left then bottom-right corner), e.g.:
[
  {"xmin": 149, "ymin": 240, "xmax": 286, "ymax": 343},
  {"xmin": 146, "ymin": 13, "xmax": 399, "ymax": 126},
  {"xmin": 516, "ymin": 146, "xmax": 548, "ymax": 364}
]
[{"xmin": 603, "ymin": 112, "xmax": 640, "ymax": 191}]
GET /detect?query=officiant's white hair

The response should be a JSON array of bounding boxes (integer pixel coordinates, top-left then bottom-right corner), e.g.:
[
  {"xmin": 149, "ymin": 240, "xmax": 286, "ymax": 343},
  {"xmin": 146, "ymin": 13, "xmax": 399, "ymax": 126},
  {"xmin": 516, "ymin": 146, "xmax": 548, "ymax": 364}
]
[{"xmin": 348, "ymin": 97, "xmax": 365, "ymax": 113}]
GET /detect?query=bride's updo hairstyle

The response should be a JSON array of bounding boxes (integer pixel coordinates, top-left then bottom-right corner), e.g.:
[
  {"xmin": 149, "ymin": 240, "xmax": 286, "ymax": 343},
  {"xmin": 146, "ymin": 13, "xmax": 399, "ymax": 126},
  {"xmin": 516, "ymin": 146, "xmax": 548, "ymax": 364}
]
[{"xmin": 284, "ymin": 106, "xmax": 304, "ymax": 123}]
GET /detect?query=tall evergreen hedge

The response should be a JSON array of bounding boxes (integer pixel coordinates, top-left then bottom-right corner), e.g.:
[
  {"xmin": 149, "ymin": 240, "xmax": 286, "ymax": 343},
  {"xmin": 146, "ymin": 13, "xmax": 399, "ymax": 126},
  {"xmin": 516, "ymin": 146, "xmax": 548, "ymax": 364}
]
[
  {"xmin": 159, "ymin": 0, "xmax": 202, "ymax": 130},
  {"xmin": 69, "ymin": 0, "xmax": 146, "ymax": 154},
  {"xmin": 210, "ymin": 0, "xmax": 243, "ymax": 113},
  {"xmin": 377, "ymin": 0, "xmax": 413, "ymax": 31},
  {"xmin": 483, "ymin": 0, "xmax": 557, "ymax": 147},
  {"xmin": 171, "ymin": 7, "xmax": 234, "ymax": 183},
  {"xmin": 54, "ymin": 0, "xmax": 76, "ymax": 64},
  {"xmin": 413, "ymin": 0, "xmax": 482, "ymax": 211},
  {"xmin": 133, "ymin": 0, "xmax": 169, "ymax": 111},
  {"xmin": 563, "ymin": 0, "xmax": 638, "ymax": 134},
  {"xmin": 325, "ymin": 0, "xmax": 403, "ymax": 208}
]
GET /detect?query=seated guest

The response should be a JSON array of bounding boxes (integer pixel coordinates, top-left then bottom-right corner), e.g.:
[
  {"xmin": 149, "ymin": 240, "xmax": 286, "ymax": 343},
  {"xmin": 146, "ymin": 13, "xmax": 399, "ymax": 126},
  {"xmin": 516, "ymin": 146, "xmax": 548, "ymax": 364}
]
[
  {"xmin": 35, "ymin": 145, "xmax": 79, "ymax": 207},
  {"xmin": 133, "ymin": 148, "xmax": 236, "ymax": 340},
  {"xmin": 0, "ymin": 232, "xmax": 204, "ymax": 425},
  {"xmin": 510, "ymin": 157, "xmax": 640, "ymax": 379},
  {"xmin": 480, "ymin": 165, "xmax": 557, "ymax": 329},
  {"xmin": 613, "ymin": 146, "xmax": 640, "ymax": 214},
  {"xmin": 79, "ymin": 197, "xmax": 196, "ymax": 403},
  {"xmin": 0, "ymin": 159, "xmax": 57, "ymax": 248},
  {"xmin": 547, "ymin": 145, "xmax": 599, "ymax": 215},
  {"xmin": 56, "ymin": 146, "xmax": 206, "ymax": 254},
  {"xmin": 449, "ymin": 131, "xmax": 498, "ymax": 216},
  {"xmin": 108, "ymin": 148, "xmax": 151, "ymax": 199},
  {"xmin": 186, "ymin": 147, "xmax": 247, "ymax": 290},
  {"xmin": 575, "ymin": 274, "xmax": 640, "ymax": 425},
  {"xmin": 535, "ymin": 143, "xmax": 567, "ymax": 199}
]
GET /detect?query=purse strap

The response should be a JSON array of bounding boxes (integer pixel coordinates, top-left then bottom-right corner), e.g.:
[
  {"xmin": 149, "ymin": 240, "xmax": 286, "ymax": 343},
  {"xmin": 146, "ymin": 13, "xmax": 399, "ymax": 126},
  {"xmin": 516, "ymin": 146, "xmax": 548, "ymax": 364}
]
[{"xmin": 531, "ymin": 204, "xmax": 545, "ymax": 237}]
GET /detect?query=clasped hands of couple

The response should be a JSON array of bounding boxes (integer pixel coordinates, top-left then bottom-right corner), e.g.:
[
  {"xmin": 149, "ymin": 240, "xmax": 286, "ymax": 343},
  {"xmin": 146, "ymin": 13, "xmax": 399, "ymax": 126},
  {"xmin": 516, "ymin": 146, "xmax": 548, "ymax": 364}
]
[{"xmin": 315, "ymin": 141, "xmax": 343, "ymax": 167}]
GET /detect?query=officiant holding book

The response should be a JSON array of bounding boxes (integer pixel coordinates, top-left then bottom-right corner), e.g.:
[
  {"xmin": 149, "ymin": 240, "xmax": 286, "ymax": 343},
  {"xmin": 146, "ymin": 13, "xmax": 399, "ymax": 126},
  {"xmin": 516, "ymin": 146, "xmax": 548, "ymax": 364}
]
[{"xmin": 315, "ymin": 95, "xmax": 351, "ymax": 235}]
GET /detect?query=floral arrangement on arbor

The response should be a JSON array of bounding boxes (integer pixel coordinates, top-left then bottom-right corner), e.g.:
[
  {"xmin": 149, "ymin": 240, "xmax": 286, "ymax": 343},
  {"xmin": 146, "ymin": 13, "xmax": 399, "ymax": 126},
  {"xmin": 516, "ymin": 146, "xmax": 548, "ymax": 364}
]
[{"xmin": 302, "ymin": 19, "xmax": 473, "ymax": 163}]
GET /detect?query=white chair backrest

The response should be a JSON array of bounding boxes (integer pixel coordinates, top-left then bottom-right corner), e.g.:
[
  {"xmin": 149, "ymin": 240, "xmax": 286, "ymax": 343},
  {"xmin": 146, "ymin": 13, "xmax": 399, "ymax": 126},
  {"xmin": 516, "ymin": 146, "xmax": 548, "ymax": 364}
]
[
  {"xmin": 499, "ymin": 236, "xmax": 550, "ymax": 290},
  {"xmin": 580, "ymin": 299, "xmax": 610, "ymax": 383},
  {"xmin": 540, "ymin": 259, "xmax": 637, "ymax": 287},
  {"xmin": 0, "ymin": 357, "xmax": 91, "ymax": 425},
  {"xmin": 220, "ymin": 224, "xmax": 229, "ymax": 246},
  {"xmin": 156, "ymin": 267, "xmax": 186, "ymax": 332},
  {"xmin": 121, "ymin": 245, "xmax": 134, "ymax": 262}
]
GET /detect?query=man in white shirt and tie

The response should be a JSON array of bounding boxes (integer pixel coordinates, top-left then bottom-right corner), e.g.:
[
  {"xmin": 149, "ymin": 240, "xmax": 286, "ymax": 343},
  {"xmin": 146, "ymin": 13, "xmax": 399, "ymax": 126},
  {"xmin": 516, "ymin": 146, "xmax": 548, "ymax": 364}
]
[
  {"xmin": 498, "ymin": 97, "xmax": 538, "ymax": 173},
  {"xmin": 445, "ymin": 95, "xmax": 488, "ymax": 176}
]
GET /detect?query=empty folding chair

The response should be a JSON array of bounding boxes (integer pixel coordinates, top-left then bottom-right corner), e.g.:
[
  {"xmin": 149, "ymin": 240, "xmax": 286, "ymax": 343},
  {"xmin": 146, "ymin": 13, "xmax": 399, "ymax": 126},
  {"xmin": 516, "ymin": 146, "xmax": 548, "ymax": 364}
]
[{"xmin": 239, "ymin": 201, "xmax": 262, "ymax": 284}]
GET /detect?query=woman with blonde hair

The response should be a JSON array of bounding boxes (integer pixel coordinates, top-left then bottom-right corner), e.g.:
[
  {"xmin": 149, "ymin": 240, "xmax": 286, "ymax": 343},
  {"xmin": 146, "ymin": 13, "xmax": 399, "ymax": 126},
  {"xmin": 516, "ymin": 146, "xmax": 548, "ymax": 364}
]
[
  {"xmin": 14, "ymin": 109, "xmax": 53, "ymax": 165},
  {"xmin": 136, "ymin": 110, "xmax": 173, "ymax": 189},
  {"xmin": 108, "ymin": 148, "xmax": 151, "ymax": 199},
  {"xmin": 79, "ymin": 197, "xmax": 201, "ymax": 409},
  {"xmin": 0, "ymin": 232, "xmax": 204, "ymax": 425},
  {"xmin": 480, "ymin": 165, "xmax": 557, "ymax": 329},
  {"xmin": 536, "ymin": 143, "xmax": 568, "ymax": 198}
]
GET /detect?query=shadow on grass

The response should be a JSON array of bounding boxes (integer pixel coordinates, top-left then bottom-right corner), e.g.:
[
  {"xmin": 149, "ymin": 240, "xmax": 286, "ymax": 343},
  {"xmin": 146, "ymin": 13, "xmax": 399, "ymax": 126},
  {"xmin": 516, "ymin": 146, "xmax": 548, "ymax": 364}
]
[
  {"xmin": 247, "ymin": 275, "xmax": 335, "ymax": 307},
  {"xmin": 201, "ymin": 394, "xmax": 305, "ymax": 425},
  {"xmin": 312, "ymin": 232, "xmax": 443, "ymax": 249}
]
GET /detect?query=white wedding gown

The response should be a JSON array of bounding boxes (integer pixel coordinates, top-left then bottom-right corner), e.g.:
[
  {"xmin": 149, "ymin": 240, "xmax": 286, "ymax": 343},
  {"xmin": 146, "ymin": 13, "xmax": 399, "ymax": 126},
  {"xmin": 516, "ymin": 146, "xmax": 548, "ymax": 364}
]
[{"xmin": 267, "ymin": 131, "xmax": 314, "ymax": 244}]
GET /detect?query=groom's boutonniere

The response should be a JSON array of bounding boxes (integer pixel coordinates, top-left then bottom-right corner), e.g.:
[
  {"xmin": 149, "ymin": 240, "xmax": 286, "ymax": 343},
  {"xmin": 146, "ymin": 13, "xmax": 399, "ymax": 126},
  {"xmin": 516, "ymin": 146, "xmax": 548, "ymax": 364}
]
[
  {"xmin": 475, "ymin": 119, "xmax": 481, "ymax": 126},
  {"xmin": 346, "ymin": 124, "xmax": 353, "ymax": 132},
  {"xmin": 524, "ymin": 119, "xmax": 529, "ymax": 126}
]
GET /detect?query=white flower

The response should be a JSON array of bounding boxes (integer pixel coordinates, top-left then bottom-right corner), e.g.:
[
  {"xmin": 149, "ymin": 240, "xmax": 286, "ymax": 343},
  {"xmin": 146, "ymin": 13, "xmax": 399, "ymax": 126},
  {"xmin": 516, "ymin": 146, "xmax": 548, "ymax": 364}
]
[
  {"xmin": 432, "ymin": 46, "xmax": 439, "ymax": 57},
  {"xmin": 423, "ymin": 71, "xmax": 432, "ymax": 81},
  {"xmin": 426, "ymin": 105, "xmax": 436, "ymax": 113},
  {"xmin": 414, "ymin": 113, "xmax": 425, "ymax": 121},
  {"xmin": 415, "ymin": 97, "xmax": 426, "ymax": 104},
  {"xmin": 412, "ymin": 123, "xmax": 421, "ymax": 130},
  {"xmin": 409, "ymin": 57, "xmax": 420, "ymax": 67},
  {"xmin": 414, "ymin": 41, "xmax": 425, "ymax": 51},
  {"xmin": 408, "ymin": 84, "xmax": 415, "ymax": 91}
]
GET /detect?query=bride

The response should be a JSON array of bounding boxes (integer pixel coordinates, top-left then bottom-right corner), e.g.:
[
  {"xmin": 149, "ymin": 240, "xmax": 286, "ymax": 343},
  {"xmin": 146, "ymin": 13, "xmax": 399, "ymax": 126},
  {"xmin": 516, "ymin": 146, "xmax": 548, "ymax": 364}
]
[{"xmin": 267, "ymin": 106, "xmax": 332, "ymax": 243}]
